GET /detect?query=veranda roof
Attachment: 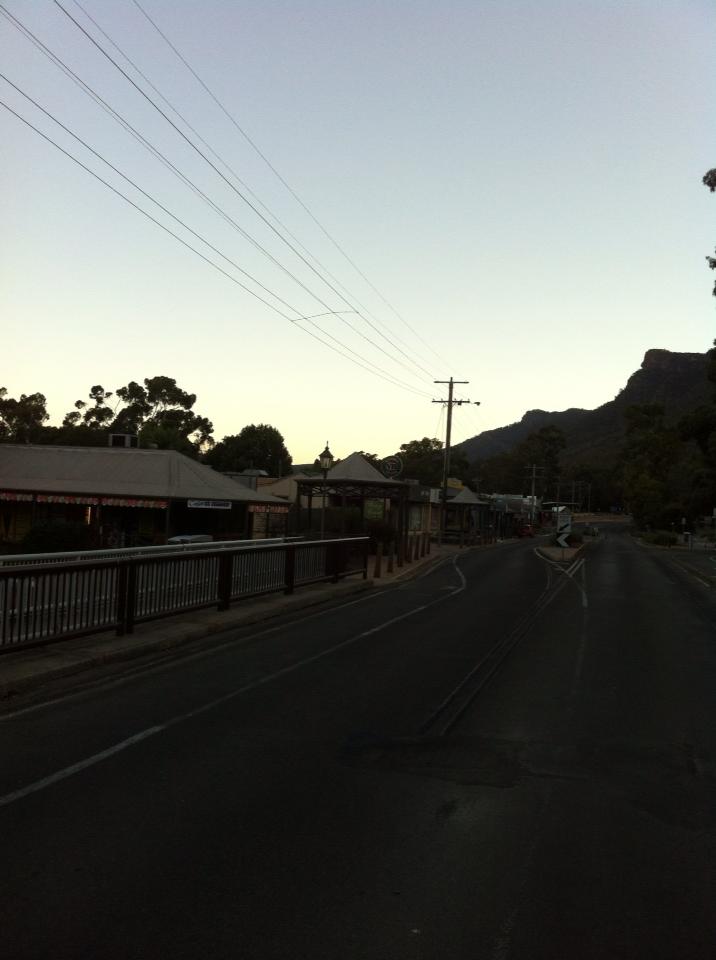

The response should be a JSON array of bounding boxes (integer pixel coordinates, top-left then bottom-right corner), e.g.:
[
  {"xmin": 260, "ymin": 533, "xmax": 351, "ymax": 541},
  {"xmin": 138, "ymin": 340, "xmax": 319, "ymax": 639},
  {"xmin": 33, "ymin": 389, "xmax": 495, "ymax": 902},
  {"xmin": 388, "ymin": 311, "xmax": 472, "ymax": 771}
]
[
  {"xmin": 449, "ymin": 488, "xmax": 490, "ymax": 505},
  {"xmin": 326, "ymin": 452, "xmax": 403, "ymax": 485},
  {"xmin": 0, "ymin": 444, "xmax": 287, "ymax": 504}
]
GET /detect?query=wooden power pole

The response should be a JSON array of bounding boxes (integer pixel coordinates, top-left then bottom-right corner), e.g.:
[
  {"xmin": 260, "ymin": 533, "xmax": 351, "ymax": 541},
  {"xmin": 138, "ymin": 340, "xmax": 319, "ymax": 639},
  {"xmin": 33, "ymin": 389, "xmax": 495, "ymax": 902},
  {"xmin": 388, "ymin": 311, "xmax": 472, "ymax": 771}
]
[{"xmin": 433, "ymin": 378, "xmax": 477, "ymax": 543}]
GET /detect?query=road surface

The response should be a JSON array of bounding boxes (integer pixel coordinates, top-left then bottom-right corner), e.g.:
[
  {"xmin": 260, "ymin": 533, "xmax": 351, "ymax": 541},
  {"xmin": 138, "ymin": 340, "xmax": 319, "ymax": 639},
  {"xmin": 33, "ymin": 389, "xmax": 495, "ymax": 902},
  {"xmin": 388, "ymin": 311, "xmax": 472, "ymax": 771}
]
[{"xmin": 1, "ymin": 531, "xmax": 714, "ymax": 958}]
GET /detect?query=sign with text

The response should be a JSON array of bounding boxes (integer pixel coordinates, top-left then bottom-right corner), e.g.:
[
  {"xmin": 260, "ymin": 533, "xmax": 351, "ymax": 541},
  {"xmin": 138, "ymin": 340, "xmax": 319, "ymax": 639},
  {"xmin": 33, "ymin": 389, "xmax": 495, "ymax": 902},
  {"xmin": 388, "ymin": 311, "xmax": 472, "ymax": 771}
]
[
  {"xmin": 187, "ymin": 499, "xmax": 232, "ymax": 510},
  {"xmin": 381, "ymin": 456, "xmax": 403, "ymax": 478},
  {"xmin": 363, "ymin": 499, "xmax": 385, "ymax": 520}
]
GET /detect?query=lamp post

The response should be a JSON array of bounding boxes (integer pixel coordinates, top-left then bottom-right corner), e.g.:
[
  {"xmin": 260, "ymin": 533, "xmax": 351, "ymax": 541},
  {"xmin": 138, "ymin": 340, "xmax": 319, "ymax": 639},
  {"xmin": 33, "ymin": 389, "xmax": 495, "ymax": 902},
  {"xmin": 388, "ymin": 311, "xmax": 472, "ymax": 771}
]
[{"xmin": 318, "ymin": 442, "xmax": 334, "ymax": 540}]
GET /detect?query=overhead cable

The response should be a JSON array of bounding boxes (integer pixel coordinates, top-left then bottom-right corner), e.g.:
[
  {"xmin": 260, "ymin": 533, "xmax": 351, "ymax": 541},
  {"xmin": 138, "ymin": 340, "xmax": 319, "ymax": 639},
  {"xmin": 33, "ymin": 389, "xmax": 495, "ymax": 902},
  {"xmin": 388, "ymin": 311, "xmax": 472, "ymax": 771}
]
[
  {"xmin": 54, "ymin": 0, "xmax": 435, "ymax": 387},
  {"xmin": 68, "ymin": 0, "xmax": 437, "ymax": 380},
  {"xmin": 130, "ymin": 0, "xmax": 452, "ymax": 371},
  {"xmin": 0, "ymin": 97, "xmax": 432, "ymax": 399}
]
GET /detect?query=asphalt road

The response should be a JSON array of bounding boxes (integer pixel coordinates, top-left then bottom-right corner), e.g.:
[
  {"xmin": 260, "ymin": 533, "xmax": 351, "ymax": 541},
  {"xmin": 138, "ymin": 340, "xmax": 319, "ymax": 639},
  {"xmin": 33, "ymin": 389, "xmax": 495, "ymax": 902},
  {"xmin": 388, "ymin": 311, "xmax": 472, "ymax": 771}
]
[{"xmin": 1, "ymin": 531, "xmax": 715, "ymax": 959}]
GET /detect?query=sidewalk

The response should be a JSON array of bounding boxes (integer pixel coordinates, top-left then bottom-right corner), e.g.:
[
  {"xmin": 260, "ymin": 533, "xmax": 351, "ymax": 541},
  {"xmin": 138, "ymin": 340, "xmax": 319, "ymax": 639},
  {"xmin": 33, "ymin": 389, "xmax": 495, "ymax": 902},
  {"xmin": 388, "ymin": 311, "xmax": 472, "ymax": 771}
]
[{"xmin": 0, "ymin": 542, "xmax": 461, "ymax": 707}]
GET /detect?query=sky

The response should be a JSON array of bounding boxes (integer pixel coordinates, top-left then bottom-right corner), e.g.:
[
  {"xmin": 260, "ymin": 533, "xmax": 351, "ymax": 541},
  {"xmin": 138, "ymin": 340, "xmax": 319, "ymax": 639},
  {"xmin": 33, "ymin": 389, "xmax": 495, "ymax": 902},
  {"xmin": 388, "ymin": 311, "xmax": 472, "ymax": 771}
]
[{"xmin": 1, "ymin": 0, "xmax": 714, "ymax": 465}]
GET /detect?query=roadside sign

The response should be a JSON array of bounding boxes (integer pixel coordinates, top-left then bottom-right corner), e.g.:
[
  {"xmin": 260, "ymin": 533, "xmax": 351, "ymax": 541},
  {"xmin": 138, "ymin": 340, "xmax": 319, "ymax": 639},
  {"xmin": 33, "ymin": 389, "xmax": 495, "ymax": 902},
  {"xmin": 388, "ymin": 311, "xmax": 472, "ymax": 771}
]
[
  {"xmin": 381, "ymin": 456, "xmax": 403, "ymax": 478},
  {"xmin": 556, "ymin": 506, "xmax": 572, "ymax": 534},
  {"xmin": 556, "ymin": 532, "xmax": 570, "ymax": 548},
  {"xmin": 187, "ymin": 499, "xmax": 232, "ymax": 510}
]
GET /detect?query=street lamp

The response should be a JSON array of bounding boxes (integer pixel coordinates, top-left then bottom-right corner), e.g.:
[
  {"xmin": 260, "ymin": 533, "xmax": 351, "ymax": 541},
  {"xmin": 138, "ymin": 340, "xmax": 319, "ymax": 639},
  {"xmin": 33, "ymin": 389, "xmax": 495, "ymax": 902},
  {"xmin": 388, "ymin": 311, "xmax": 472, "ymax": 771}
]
[{"xmin": 318, "ymin": 441, "xmax": 334, "ymax": 540}]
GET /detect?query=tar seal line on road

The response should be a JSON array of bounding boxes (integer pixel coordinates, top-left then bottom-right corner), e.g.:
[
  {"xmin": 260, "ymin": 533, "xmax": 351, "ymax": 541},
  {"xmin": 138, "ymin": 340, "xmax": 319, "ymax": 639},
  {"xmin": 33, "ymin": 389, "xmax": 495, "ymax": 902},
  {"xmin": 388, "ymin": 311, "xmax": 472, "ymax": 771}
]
[{"xmin": 0, "ymin": 556, "xmax": 468, "ymax": 809}]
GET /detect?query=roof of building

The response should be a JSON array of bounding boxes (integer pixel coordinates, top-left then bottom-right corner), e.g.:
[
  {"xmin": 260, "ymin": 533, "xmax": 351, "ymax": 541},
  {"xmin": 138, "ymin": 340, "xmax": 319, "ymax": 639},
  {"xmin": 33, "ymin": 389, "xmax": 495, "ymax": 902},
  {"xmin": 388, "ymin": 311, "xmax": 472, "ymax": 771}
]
[
  {"xmin": 449, "ymin": 487, "xmax": 490, "ymax": 505},
  {"xmin": 257, "ymin": 472, "xmax": 311, "ymax": 500},
  {"xmin": 326, "ymin": 451, "xmax": 403, "ymax": 485},
  {"xmin": 0, "ymin": 444, "xmax": 287, "ymax": 503}
]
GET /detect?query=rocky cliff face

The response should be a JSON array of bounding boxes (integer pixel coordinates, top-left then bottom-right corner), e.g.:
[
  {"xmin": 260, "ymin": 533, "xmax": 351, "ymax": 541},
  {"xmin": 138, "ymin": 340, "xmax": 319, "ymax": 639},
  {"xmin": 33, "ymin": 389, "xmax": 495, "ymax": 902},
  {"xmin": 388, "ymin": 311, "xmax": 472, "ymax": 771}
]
[{"xmin": 455, "ymin": 349, "xmax": 711, "ymax": 465}]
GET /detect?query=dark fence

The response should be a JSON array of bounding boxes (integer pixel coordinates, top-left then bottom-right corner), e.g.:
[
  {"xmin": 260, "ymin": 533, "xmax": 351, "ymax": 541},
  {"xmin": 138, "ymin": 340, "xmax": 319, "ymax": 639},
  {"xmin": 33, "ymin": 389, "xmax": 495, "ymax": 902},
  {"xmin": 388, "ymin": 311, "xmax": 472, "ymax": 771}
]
[{"xmin": 0, "ymin": 537, "xmax": 369, "ymax": 654}]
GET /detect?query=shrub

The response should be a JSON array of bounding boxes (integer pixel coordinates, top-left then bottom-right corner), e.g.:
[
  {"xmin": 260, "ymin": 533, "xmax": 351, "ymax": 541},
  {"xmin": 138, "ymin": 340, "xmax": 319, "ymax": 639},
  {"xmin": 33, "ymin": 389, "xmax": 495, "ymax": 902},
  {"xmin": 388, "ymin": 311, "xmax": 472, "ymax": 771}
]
[{"xmin": 641, "ymin": 530, "xmax": 678, "ymax": 547}]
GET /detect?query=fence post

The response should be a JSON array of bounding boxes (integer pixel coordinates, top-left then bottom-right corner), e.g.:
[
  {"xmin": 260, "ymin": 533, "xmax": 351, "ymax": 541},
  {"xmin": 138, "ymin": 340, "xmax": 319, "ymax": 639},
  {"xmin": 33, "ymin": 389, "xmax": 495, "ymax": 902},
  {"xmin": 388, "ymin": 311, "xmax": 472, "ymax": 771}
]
[
  {"xmin": 116, "ymin": 563, "xmax": 128, "ymax": 636},
  {"xmin": 387, "ymin": 540, "xmax": 395, "ymax": 574},
  {"xmin": 329, "ymin": 540, "xmax": 341, "ymax": 583},
  {"xmin": 373, "ymin": 541, "xmax": 383, "ymax": 579},
  {"xmin": 217, "ymin": 552, "xmax": 232, "ymax": 610},
  {"xmin": 124, "ymin": 561, "xmax": 136, "ymax": 635},
  {"xmin": 284, "ymin": 543, "xmax": 296, "ymax": 595}
]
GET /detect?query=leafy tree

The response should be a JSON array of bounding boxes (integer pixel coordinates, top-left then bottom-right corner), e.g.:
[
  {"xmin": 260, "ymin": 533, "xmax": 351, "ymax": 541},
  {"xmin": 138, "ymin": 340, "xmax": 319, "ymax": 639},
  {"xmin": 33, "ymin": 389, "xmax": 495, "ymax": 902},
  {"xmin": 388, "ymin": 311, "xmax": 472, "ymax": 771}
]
[
  {"xmin": 63, "ymin": 385, "xmax": 114, "ymax": 429},
  {"xmin": 60, "ymin": 376, "xmax": 213, "ymax": 453},
  {"xmin": 473, "ymin": 425, "xmax": 566, "ymax": 498},
  {"xmin": 206, "ymin": 424, "xmax": 292, "ymax": 476},
  {"xmin": 0, "ymin": 388, "xmax": 49, "ymax": 443},
  {"xmin": 396, "ymin": 437, "xmax": 444, "ymax": 486},
  {"xmin": 356, "ymin": 451, "xmax": 381, "ymax": 469},
  {"xmin": 704, "ymin": 168, "xmax": 716, "ymax": 295},
  {"xmin": 621, "ymin": 404, "xmax": 681, "ymax": 527},
  {"xmin": 111, "ymin": 376, "xmax": 213, "ymax": 451}
]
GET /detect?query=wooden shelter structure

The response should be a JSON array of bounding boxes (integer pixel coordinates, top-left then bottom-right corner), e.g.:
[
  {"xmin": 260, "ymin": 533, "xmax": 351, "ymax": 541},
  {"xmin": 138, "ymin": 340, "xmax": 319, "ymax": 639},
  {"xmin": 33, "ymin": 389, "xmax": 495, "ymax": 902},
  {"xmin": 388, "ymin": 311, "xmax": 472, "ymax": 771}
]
[
  {"xmin": 294, "ymin": 452, "xmax": 408, "ymax": 541},
  {"xmin": 444, "ymin": 486, "xmax": 493, "ymax": 543}
]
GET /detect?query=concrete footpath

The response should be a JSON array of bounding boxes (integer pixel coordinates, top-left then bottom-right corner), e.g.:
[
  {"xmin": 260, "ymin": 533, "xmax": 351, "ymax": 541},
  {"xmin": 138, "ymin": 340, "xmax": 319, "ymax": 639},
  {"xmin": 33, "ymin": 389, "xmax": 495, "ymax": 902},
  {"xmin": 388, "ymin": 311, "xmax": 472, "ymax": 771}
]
[{"xmin": 0, "ymin": 542, "xmax": 465, "ymax": 707}]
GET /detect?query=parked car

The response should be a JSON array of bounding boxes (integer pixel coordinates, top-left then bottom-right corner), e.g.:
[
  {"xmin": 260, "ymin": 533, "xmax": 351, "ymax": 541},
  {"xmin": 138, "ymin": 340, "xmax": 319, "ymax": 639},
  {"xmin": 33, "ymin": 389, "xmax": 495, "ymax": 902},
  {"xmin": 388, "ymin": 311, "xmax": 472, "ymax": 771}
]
[{"xmin": 167, "ymin": 534, "xmax": 213, "ymax": 544}]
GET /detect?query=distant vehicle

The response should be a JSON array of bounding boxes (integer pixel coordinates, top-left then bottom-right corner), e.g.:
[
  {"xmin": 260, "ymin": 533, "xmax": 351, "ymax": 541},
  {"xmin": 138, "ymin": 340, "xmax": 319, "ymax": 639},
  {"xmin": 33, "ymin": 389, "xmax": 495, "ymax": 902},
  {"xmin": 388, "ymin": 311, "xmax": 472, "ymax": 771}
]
[
  {"xmin": 516, "ymin": 523, "xmax": 534, "ymax": 538},
  {"xmin": 167, "ymin": 534, "xmax": 213, "ymax": 544}
]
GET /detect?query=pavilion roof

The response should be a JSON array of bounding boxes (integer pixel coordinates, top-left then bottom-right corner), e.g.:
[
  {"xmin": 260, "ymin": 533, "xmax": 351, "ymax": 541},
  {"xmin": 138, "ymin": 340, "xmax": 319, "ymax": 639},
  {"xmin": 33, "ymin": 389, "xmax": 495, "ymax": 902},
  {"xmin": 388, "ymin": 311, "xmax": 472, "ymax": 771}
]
[{"xmin": 0, "ymin": 444, "xmax": 287, "ymax": 504}]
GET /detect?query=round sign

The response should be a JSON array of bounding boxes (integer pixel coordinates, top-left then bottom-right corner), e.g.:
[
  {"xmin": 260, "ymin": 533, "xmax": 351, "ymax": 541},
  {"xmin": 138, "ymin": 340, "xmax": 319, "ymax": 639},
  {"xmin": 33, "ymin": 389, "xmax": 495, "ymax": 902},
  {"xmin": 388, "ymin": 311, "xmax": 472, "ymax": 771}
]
[{"xmin": 381, "ymin": 456, "xmax": 403, "ymax": 478}]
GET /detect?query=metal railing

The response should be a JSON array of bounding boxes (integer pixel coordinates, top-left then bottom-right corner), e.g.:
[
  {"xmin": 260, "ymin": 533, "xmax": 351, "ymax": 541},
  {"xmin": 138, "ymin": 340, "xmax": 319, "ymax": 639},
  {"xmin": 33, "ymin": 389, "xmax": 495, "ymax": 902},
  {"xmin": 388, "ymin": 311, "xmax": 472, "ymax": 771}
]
[
  {"xmin": 0, "ymin": 536, "xmax": 303, "ymax": 568},
  {"xmin": 0, "ymin": 537, "xmax": 368, "ymax": 653}
]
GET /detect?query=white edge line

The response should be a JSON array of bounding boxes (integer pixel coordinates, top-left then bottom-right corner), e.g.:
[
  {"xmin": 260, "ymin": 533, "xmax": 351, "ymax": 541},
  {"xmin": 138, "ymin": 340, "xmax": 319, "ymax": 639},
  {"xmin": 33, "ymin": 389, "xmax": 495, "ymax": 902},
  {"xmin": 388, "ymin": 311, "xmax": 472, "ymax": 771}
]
[{"xmin": 0, "ymin": 559, "xmax": 467, "ymax": 808}]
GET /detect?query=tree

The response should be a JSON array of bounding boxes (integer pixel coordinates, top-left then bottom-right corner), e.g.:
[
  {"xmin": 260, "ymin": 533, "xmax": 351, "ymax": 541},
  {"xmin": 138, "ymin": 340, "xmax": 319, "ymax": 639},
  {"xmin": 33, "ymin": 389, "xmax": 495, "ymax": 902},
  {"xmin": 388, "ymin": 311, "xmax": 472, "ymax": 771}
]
[
  {"xmin": 356, "ymin": 451, "xmax": 381, "ymax": 469},
  {"xmin": 621, "ymin": 404, "xmax": 681, "ymax": 527},
  {"xmin": 515, "ymin": 425, "xmax": 566, "ymax": 497},
  {"xmin": 394, "ymin": 437, "xmax": 470, "ymax": 487},
  {"xmin": 0, "ymin": 388, "xmax": 49, "ymax": 443},
  {"xmin": 206, "ymin": 424, "xmax": 292, "ymax": 476},
  {"xmin": 104, "ymin": 376, "xmax": 212, "ymax": 453},
  {"xmin": 63, "ymin": 385, "xmax": 114, "ymax": 429},
  {"xmin": 473, "ymin": 425, "xmax": 566, "ymax": 498},
  {"xmin": 704, "ymin": 168, "xmax": 716, "ymax": 295}
]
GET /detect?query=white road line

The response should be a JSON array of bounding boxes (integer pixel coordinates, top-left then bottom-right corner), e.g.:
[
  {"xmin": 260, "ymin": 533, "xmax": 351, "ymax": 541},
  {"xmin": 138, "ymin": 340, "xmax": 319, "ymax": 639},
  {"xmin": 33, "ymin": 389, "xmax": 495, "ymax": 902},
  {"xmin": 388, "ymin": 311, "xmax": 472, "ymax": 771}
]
[
  {"xmin": 0, "ymin": 559, "xmax": 467, "ymax": 808},
  {"xmin": 0, "ymin": 583, "xmax": 389, "ymax": 722}
]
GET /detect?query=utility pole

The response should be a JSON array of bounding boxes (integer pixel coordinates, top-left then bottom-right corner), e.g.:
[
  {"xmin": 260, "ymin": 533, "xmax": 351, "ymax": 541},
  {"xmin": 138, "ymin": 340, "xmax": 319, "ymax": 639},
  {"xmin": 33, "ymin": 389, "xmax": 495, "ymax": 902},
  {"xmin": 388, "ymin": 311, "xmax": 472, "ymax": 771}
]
[
  {"xmin": 524, "ymin": 463, "xmax": 545, "ymax": 524},
  {"xmin": 432, "ymin": 378, "xmax": 477, "ymax": 543}
]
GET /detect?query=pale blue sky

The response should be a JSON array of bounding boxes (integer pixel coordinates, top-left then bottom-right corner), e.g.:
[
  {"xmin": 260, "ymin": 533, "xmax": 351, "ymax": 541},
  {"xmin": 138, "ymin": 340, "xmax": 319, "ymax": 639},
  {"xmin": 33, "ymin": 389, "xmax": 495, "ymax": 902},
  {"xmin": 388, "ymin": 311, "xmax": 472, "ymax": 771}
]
[{"xmin": 1, "ymin": 0, "xmax": 714, "ymax": 464}]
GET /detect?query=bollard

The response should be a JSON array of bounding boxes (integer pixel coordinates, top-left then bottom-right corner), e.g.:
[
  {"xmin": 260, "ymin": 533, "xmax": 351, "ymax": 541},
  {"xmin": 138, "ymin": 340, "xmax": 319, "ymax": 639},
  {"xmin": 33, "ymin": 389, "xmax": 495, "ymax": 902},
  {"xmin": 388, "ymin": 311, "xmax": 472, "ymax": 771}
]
[{"xmin": 373, "ymin": 541, "xmax": 383, "ymax": 579}]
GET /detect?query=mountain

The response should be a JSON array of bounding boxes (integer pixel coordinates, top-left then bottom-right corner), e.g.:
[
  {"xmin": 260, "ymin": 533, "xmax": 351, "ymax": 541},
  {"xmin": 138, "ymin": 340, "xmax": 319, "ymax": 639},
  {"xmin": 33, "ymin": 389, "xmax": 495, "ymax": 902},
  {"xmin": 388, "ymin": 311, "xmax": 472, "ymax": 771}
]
[{"xmin": 455, "ymin": 349, "xmax": 712, "ymax": 466}]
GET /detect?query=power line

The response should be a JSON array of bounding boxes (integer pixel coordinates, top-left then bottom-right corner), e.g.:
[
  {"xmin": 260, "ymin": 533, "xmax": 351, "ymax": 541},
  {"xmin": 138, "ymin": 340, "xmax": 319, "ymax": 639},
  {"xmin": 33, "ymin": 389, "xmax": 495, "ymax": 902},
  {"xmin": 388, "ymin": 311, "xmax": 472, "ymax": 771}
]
[
  {"xmin": 54, "ymin": 0, "xmax": 435, "ymax": 388},
  {"xmin": 0, "ymin": 71, "xmax": 301, "ymax": 318},
  {"xmin": 0, "ymin": 96, "xmax": 433, "ymax": 400},
  {"xmin": 68, "ymin": 0, "xmax": 438, "ymax": 381},
  {"xmin": 0, "ymin": 5, "xmax": 332, "ymax": 309},
  {"xmin": 129, "ymin": 0, "xmax": 451, "ymax": 371},
  {"xmin": 0, "ymin": 4, "xmax": 433, "ymax": 394}
]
